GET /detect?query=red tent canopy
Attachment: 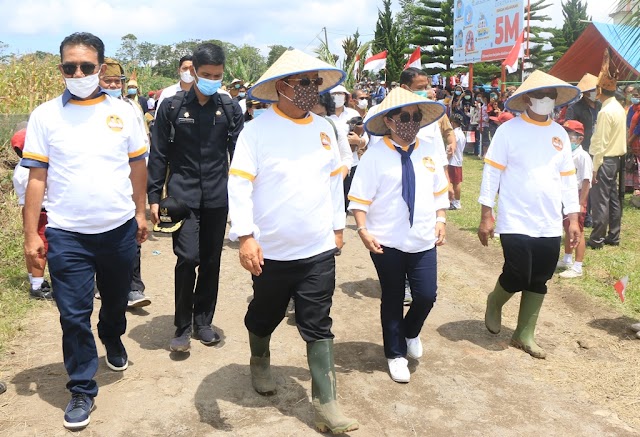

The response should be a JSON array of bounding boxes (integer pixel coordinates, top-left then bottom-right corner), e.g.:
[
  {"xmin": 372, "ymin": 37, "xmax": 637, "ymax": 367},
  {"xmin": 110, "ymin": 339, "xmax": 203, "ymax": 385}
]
[{"xmin": 549, "ymin": 23, "xmax": 640, "ymax": 82}]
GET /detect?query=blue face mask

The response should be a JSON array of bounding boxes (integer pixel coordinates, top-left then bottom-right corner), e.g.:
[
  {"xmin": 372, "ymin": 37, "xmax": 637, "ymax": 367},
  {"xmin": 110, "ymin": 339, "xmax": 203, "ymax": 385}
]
[
  {"xmin": 253, "ymin": 108, "xmax": 266, "ymax": 118},
  {"xmin": 414, "ymin": 90, "xmax": 428, "ymax": 98},
  {"xmin": 238, "ymin": 92, "xmax": 246, "ymax": 98},
  {"xmin": 104, "ymin": 88, "xmax": 122, "ymax": 98},
  {"xmin": 127, "ymin": 87, "xmax": 137, "ymax": 95},
  {"xmin": 455, "ymin": 90, "xmax": 462, "ymax": 96},
  {"xmin": 571, "ymin": 142, "xmax": 580, "ymax": 151},
  {"xmin": 632, "ymin": 97, "xmax": 640, "ymax": 105},
  {"xmin": 195, "ymin": 74, "xmax": 222, "ymax": 96}
]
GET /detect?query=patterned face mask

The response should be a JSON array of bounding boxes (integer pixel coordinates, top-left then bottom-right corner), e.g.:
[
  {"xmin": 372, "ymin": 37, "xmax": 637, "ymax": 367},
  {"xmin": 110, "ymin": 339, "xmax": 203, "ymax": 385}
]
[
  {"xmin": 391, "ymin": 119, "xmax": 421, "ymax": 144},
  {"xmin": 282, "ymin": 80, "xmax": 319, "ymax": 112}
]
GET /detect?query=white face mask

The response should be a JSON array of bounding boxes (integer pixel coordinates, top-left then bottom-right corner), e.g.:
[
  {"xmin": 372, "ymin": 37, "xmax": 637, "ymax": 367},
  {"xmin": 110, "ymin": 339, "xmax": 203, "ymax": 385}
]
[
  {"xmin": 357, "ymin": 98, "xmax": 369, "ymax": 110},
  {"xmin": 65, "ymin": 72, "xmax": 100, "ymax": 99},
  {"xmin": 180, "ymin": 71, "xmax": 195, "ymax": 84},
  {"xmin": 528, "ymin": 97, "xmax": 556, "ymax": 116},
  {"xmin": 332, "ymin": 94, "xmax": 346, "ymax": 108},
  {"xmin": 587, "ymin": 91, "xmax": 597, "ymax": 102}
]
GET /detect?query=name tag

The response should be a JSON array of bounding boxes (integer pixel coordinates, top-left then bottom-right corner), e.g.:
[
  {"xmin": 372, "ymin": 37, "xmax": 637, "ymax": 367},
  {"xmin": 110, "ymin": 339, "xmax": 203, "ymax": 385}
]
[{"xmin": 177, "ymin": 118, "xmax": 195, "ymax": 124}]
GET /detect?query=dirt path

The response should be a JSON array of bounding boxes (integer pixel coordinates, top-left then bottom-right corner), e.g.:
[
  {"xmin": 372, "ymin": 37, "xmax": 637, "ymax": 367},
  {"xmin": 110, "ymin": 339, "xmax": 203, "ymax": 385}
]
[{"xmin": 1, "ymin": 218, "xmax": 639, "ymax": 436}]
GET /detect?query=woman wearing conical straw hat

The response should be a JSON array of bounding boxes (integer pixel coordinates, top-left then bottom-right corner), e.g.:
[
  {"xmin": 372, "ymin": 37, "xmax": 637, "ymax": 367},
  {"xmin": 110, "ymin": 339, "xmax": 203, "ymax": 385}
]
[
  {"xmin": 347, "ymin": 87, "xmax": 449, "ymax": 383},
  {"xmin": 227, "ymin": 49, "xmax": 358, "ymax": 434},
  {"xmin": 478, "ymin": 70, "xmax": 582, "ymax": 359}
]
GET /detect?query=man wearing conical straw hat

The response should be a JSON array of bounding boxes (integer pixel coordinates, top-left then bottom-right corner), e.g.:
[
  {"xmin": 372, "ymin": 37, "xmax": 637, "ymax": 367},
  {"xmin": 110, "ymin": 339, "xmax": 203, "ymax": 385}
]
[
  {"xmin": 478, "ymin": 70, "xmax": 582, "ymax": 359},
  {"xmin": 587, "ymin": 48, "xmax": 627, "ymax": 249},
  {"xmin": 227, "ymin": 49, "xmax": 358, "ymax": 434},
  {"xmin": 566, "ymin": 73, "xmax": 600, "ymax": 153},
  {"xmin": 348, "ymin": 87, "xmax": 449, "ymax": 383}
]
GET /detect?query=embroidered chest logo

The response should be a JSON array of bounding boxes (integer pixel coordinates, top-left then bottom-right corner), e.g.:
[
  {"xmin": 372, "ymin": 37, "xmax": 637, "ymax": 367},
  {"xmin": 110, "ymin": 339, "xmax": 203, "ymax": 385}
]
[
  {"xmin": 552, "ymin": 136, "xmax": 564, "ymax": 152},
  {"xmin": 106, "ymin": 115, "xmax": 124, "ymax": 132},
  {"xmin": 422, "ymin": 156, "xmax": 436, "ymax": 172},
  {"xmin": 320, "ymin": 132, "xmax": 331, "ymax": 150}
]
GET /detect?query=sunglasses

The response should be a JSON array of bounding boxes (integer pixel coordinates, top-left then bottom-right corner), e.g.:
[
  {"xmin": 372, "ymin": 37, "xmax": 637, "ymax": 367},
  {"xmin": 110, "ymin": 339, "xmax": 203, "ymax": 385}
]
[
  {"xmin": 61, "ymin": 62, "xmax": 99, "ymax": 76},
  {"xmin": 286, "ymin": 77, "xmax": 324, "ymax": 87},
  {"xmin": 392, "ymin": 111, "xmax": 423, "ymax": 123},
  {"xmin": 528, "ymin": 89, "xmax": 558, "ymax": 99}
]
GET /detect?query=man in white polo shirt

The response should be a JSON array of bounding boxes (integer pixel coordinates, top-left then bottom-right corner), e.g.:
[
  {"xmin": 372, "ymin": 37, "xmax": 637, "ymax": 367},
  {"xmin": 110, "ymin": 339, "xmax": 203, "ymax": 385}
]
[
  {"xmin": 228, "ymin": 49, "xmax": 358, "ymax": 435},
  {"xmin": 22, "ymin": 32, "xmax": 148, "ymax": 430},
  {"xmin": 478, "ymin": 71, "xmax": 581, "ymax": 360}
]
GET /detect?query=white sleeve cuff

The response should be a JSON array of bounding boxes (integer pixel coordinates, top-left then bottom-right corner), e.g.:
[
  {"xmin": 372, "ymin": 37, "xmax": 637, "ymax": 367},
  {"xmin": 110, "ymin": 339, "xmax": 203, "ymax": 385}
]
[{"xmin": 229, "ymin": 224, "xmax": 261, "ymax": 242}]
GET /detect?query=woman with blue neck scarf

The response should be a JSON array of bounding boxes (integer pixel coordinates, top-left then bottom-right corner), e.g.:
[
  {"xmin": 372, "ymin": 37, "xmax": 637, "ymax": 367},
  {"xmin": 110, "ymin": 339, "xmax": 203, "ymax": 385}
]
[{"xmin": 347, "ymin": 88, "xmax": 449, "ymax": 383}]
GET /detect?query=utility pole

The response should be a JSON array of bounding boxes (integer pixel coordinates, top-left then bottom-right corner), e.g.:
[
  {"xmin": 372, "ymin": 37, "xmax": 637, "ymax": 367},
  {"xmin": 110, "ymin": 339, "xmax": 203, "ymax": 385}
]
[{"xmin": 323, "ymin": 27, "xmax": 329, "ymax": 49}]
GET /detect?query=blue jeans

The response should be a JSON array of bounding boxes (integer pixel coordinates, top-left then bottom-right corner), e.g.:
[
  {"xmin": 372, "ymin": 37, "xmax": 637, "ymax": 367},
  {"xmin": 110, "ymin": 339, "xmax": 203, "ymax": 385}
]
[
  {"xmin": 370, "ymin": 246, "xmax": 438, "ymax": 358},
  {"xmin": 46, "ymin": 218, "xmax": 137, "ymax": 397}
]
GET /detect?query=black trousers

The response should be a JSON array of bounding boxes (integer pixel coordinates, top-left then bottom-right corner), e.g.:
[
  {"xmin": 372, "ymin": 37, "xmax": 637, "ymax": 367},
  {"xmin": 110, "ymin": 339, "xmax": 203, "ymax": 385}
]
[
  {"xmin": 499, "ymin": 234, "xmax": 561, "ymax": 295},
  {"xmin": 172, "ymin": 207, "xmax": 227, "ymax": 332},
  {"xmin": 343, "ymin": 165, "xmax": 357, "ymax": 213},
  {"xmin": 245, "ymin": 249, "xmax": 336, "ymax": 343},
  {"xmin": 130, "ymin": 242, "xmax": 145, "ymax": 292},
  {"xmin": 589, "ymin": 156, "xmax": 623, "ymax": 245}
]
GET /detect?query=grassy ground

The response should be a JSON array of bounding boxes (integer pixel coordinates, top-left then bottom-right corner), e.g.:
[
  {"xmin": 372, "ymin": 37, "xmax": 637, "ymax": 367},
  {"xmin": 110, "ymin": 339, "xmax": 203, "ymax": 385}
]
[{"xmin": 451, "ymin": 154, "xmax": 640, "ymax": 316}]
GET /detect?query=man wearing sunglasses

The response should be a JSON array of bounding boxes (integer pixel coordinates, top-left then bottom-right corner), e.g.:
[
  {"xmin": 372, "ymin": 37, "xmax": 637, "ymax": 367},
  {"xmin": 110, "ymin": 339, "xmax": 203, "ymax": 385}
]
[
  {"xmin": 21, "ymin": 32, "xmax": 148, "ymax": 430},
  {"xmin": 228, "ymin": 49, "xmax": 358, "ymax": 434}
]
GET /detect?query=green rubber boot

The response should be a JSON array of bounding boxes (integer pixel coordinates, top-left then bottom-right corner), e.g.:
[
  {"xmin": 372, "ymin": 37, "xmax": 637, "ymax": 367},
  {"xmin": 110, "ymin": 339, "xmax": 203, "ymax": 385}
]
[
  {"xmin": 249, "ymin": 332, "xmax": 277, "ymax": 396},
  {"xmin": 485, "ymin": 281, "xmax": 515, "ymax": 334},
  {"xmin": 510, "ymin": 291, "xmax": 547, "ymax": 359},
  {"xmin": 307, "ymin": 340, "xmax": 359, "ymax": 435}
]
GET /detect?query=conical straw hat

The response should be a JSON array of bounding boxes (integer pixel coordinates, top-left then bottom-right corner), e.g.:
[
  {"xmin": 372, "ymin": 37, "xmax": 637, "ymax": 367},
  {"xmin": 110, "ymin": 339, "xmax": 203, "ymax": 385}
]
[
  {"xmin": 576, "ymin": 73, "xmax": 598, "ymax": 93},
  {"xmin": 505, "ymin": 70, "xmax": 580, "ymax": 113},
  {"xmin": 248, "ymin": 49, "xmax": 346, "ymax": 103},
  {"xmin": 364, "ymin": 87, "xmax": 446, "ymax": 136}
]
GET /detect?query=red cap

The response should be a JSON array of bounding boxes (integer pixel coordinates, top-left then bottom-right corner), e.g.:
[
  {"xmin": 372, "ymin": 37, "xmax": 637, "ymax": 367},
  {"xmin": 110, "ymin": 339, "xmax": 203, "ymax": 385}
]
[
  {"xmin": 11, "ymin": 128, "xmax": 26, "ymax": 152},
  {"xmin": 148, "ymin": 90, "xmax": 155, "ymax": 97},
  {"xmin": 563, "ymin": 120, "xmax": 584, "ymax": 136}
]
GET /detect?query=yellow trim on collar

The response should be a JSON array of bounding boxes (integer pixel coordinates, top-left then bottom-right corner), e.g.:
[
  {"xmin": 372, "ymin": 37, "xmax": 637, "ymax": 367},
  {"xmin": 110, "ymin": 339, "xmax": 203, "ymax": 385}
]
[
  {"xmin": 273, "ymin": 104, "xmax": 313, "ymax": 125},
  {"xmin": 383, "ymin": 136, "xmax": 420, "ymax": 152},
  {"xmin": 521, "ymin": 112, "xmax": 552, "ymax": 127},
  {"xmin": 68, "ymin": 95, "xmax": 107, "ymax": 106}
]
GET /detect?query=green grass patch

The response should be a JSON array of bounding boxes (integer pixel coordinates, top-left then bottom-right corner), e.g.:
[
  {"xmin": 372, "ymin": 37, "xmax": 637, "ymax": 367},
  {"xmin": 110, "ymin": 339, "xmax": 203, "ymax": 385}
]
[{"xmin": 450, "ymin": 154, "xmax": 640, "ymax": 316}]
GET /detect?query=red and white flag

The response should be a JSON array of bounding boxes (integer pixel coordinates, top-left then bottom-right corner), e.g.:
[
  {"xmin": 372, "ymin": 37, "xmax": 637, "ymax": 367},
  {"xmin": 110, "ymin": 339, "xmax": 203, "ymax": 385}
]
[
  {"xmin": 404, "ymin": 46, "xmax": 422, "ymax": 70},
  {"xmin": 353, "ymin": 54, "xmax": 360, "ymax": 75},
  {"xmin": 363, "ymin": 50, "xmax": 387, "ymax": 73},
  {"xmin": 614, "ymin": 276, "xmax": 629, "ymax": 302},
  {"xmin": 502, "ymin": 31, "xmax": 525, "ymax": 74}
]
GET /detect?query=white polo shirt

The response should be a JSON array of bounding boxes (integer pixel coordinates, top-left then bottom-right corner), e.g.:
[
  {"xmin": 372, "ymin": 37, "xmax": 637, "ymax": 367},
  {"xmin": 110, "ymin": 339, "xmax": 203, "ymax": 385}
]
[
  {"xmin": 330, "ymin": 106, "xmax": 364, "ymax": 166},
  {"xmin": 449, "ymin": 127, "xmax": 465, "ymax": 167},
  {"xmin": 348, "ymin": 136, "xmax": 450, "ymax": 253},
  {"xmin": 228, "ymin": 104, "xmax": 346, "ymax": 261},
  {"xmin": 572, "ymin": 145, "xmax": 593, "ymax": 191},
  {"xmin": 478, "ymin": 112, "xmax": 580, "ymax": 237},
  {"xmin": 22, "ymin": 93, "xmax": 147, "ymax": 234}
]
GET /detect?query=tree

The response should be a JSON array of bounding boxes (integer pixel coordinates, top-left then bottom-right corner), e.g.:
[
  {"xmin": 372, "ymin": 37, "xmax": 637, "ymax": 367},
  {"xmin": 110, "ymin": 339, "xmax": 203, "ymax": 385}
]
[
  {"xmin": 341, "ymin": 30, "xmax": 361, "ymax": 73},
  {"xmin": 397, "ymin": 0, "xmax": 418, "ymax": 41},
  {"xmin": 407, "ymin": 0, "xmax": 454, "ymax": 75},
  {"xmin": 561, "ymin": 0, "xmax": 590, "ymax": 47},
  {"xmin": 525, "ymin": 0, "xmax": 559, "ymax": 71},
  {"xmin": 226, "ymin": 44, "xmax": 267, "ymax": 83},
  {"xmin": 267, "ymin": 45, "xmax": 288, "ymax": 67},
  {"xmin": 116, "ymin": 34, "xmax": 139, "ymax": 67},
  {"xmin": 373, "ymin": 0, "xmax": 406, "ymax": 82}
]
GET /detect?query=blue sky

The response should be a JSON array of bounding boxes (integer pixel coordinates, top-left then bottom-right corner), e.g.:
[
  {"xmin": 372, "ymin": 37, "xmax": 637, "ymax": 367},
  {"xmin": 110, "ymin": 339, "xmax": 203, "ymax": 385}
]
[{"xmin": 0, "ymin": 0, "xmax": 616, "ymax": 58}]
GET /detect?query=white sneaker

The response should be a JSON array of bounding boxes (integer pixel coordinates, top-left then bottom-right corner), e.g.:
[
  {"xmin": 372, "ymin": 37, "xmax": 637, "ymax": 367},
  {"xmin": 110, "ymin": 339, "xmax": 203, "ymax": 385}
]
[
  {"xmin": 630, "ymin": 323, "xmax": 640, "ymax": 332},
  {"xmin": 559, "ymin": 267, "xmax": 582, "ymax": 278},
  {"xmin": 406, "ymin": 336, "xmax": 423, "ymax": 359},
  {"xmin": 556, "ymin": 259, "xmax": 573, "ymax": 270},
  {"xmin": 387, "ymin": 357, "xmax": 410, "ymax": 383}
]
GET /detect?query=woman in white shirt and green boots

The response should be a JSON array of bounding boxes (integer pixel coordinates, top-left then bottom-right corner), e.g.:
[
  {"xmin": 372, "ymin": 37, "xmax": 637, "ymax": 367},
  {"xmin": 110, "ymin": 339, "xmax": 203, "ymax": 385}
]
[{"xmin": 348, "ymin": 88, "xmax": 449, "ymax": 383}]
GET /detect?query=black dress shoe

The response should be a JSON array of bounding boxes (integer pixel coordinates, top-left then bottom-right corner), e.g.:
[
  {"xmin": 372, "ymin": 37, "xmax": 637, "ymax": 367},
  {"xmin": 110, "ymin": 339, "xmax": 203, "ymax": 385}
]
[
  {"xmin": 586, "ymin": 240, "xmax": 603, "ymax": 250},
  {"xmin": 603, "ymin": 239, "xmax": 620, "ymax": 246}
]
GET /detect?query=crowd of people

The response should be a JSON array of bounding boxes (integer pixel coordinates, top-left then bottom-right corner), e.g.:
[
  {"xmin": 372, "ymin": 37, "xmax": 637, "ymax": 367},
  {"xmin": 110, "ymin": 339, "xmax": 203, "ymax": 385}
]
[{"xmin": 6, "ymin": 29, "xmax": 638, "ymax": 434}]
